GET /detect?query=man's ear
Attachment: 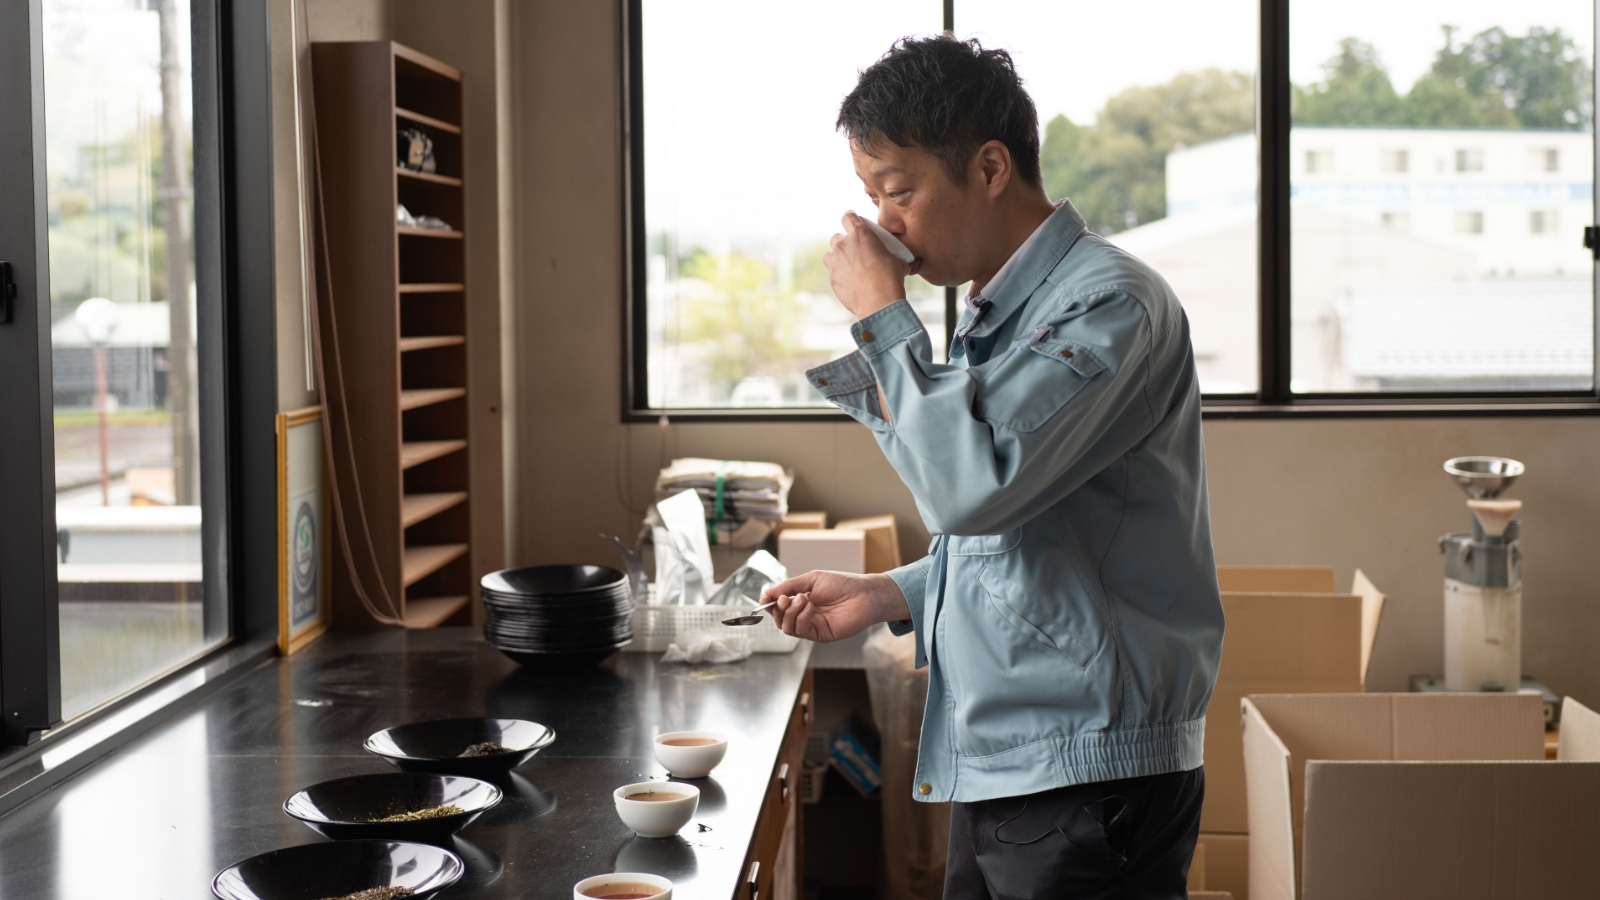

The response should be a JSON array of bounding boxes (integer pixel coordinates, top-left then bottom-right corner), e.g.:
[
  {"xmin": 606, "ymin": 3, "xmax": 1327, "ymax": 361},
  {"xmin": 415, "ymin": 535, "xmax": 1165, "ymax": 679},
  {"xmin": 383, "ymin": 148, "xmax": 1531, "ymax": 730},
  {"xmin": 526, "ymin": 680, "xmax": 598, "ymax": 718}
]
[{"xmin": 975, "ymin": 141, "xmax": 1013, "ymax": 199}]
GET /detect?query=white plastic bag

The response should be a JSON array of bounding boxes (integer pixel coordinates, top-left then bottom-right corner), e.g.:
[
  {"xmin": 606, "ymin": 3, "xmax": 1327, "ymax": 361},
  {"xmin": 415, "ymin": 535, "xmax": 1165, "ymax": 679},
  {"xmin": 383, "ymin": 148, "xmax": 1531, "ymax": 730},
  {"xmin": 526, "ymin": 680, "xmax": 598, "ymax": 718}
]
[
  {"xmin": 864, "ymin": 623, "xmax": 949, "ymax": 900},
  {"xmin": 650, "ymin": 489, "xmax": 714, "ymax": 606}
]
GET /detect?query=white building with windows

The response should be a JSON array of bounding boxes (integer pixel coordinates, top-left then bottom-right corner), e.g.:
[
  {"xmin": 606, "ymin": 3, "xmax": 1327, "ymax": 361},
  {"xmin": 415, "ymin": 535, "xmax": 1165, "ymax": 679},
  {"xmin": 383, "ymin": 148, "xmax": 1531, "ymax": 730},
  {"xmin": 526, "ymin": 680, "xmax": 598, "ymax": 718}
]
[{"xmin": 1113, "ymin": 127, "xmax": 1595, "ymax": 393}]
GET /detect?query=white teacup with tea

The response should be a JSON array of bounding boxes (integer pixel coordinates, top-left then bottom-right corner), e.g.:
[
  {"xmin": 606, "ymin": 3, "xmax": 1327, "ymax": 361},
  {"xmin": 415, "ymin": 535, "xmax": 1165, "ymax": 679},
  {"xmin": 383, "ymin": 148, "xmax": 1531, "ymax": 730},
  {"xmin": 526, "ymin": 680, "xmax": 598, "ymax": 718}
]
[
  {"xmin": 652, "ymin": 731, "xmax": 728, "ymax": 779},
  {"xmin": 612, "ymin": 781, "xmax": 699, "ymax": 838}
]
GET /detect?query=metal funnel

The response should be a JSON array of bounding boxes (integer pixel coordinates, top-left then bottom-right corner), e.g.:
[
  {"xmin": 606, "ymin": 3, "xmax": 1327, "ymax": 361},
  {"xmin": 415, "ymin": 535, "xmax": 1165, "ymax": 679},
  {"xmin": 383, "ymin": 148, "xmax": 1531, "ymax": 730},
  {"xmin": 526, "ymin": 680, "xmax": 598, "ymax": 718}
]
[{"xmin": 1444, "ymin": 457, "xmax": 1524, "ymax": 499}]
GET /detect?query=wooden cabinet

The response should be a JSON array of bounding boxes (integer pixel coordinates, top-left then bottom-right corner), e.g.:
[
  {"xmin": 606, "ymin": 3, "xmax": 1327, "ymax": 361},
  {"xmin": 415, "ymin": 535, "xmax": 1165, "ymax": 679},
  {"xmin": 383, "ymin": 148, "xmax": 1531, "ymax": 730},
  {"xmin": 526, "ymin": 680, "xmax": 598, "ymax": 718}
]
[
  {"xmin": 310, "ymin": 41, "xmax": 474, "ymax": 628},
  {"xmin": 742, "ymin": 668, "xmax": 813, "ymax": 900}
]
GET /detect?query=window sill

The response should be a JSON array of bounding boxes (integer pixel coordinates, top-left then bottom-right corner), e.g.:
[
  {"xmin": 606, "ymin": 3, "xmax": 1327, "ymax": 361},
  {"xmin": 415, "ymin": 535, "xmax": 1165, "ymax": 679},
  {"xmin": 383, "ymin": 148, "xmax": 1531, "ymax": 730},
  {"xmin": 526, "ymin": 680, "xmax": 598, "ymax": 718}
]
[
  {"xmin": 0, "ymin": 639, "xmax": 275, "ymax": 818},
  {"xmin": 627, "ymin": 396, "xmax": 1600, "ymax": 424},
  {"xmin": 1202, "ymin": 397, "xmax": 1600, "ymax": 419}
]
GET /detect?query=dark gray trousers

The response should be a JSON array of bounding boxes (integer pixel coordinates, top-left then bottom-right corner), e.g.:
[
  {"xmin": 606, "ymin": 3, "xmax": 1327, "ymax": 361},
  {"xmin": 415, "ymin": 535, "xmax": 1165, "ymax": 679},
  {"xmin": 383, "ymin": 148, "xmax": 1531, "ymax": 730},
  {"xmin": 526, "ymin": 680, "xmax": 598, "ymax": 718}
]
[{"xmin": 944, "ymin": 766, "xmax": 1204, "ymax": 900}]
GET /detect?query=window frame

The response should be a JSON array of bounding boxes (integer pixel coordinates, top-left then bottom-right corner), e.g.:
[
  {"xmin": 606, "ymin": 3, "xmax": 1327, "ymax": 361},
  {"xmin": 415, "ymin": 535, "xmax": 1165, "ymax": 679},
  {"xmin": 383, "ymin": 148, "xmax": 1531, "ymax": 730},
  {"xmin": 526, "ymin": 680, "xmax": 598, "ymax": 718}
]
[
  {"xmin": 0, "ymin": 0, "xmax": 280, "ymax": 765},
  {"xmin": 622, "ymin": 0, "xmax": 1600, "ymax": 420}
]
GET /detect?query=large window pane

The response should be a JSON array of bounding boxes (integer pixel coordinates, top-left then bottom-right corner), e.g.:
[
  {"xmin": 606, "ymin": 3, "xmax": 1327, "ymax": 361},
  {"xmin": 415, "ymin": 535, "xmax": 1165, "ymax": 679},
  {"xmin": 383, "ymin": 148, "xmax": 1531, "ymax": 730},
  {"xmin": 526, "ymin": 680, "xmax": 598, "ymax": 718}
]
[
  {"xmin": 643, "ymin": 0, "xmax": 943, "ymax": 409},
  {"xmin": 44, "ymin": 0, "xmax": 218, "ymax": 719},
  {"xmin": 961, "ymin": 0, "xmax": 1260, "ymax": 394},
  {"xmin": 1290, "ymin": 1, "xmax": 1595, "ymax": 392}
]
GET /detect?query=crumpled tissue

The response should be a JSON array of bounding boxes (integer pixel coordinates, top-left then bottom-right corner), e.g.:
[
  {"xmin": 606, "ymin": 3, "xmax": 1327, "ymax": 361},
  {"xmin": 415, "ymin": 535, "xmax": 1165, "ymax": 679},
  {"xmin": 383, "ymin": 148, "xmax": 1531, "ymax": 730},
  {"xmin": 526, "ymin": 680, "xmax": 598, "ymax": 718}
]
[{"xmin": 661, "ymin": 629, "xmax": 753, "ymax": 665}]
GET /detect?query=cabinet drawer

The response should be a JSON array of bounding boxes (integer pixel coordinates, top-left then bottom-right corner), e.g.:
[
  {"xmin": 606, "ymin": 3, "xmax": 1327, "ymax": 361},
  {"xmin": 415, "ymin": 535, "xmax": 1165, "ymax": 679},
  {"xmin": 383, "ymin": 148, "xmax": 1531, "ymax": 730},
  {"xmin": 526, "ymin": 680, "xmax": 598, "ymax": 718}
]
[{"xmin": 740, "ymin": 667, "xmax": 813, "ymax": 900}]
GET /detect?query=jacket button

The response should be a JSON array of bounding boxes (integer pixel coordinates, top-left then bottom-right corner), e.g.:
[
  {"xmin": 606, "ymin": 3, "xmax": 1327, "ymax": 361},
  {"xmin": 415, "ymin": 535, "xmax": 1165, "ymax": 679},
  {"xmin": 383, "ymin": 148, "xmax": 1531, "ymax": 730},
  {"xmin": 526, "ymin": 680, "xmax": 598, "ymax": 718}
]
[
  {"xmin": 816, "ymin": 378, "xmax": 828, "ymax": 386},
  {"xmin": 1059, "ymin": 349, "xmax": 1074, "ymax": 358},
  {"xmin": 861, "ymin": 330, "xmax": 875, "ymax": 342},
  {"xmin": 918, "ymin": 783, "xmax": 931, "ymax": 795}
]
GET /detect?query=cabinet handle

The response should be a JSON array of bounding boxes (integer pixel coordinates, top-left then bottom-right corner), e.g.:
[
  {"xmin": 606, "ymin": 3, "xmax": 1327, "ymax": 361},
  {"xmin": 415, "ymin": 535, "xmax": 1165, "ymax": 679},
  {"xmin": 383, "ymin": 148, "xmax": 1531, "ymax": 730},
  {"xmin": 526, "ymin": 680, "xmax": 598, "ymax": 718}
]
[
  {"xmin": 747, "ymin": 860, "xmax": 760, "ymax": 900},
  {"xmin": 799, "ymin": 691, "xmax": 812, "ymax": 726},
  {"xmin": 778, "ymin": 762, "xmax": 790, "ymax": 804}
]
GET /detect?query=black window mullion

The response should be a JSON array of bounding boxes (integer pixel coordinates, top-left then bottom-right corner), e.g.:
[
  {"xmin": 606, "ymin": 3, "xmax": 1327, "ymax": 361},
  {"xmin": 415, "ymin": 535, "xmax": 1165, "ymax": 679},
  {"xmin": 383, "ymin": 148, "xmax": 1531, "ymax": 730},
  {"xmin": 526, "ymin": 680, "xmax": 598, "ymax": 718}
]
[
  {"xmin": 0, "ymin": 0, "xmax": 62, "ymax": 745},
  {"xmin": 1258, "ymin": 0, "xmax": 1292, "ymax": 403}
]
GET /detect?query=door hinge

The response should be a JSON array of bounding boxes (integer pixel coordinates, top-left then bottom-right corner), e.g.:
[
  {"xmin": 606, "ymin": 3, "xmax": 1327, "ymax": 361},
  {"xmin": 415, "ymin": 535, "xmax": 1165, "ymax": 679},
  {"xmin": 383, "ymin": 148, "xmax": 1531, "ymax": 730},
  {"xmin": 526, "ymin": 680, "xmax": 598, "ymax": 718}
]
[
  {"xmin": 1584, "ymin": 226, "xmax": 1600, "ymax": 260},
  {"xmin": 0, "ymin": 261, "xmax": 14, "ymax": 323}
]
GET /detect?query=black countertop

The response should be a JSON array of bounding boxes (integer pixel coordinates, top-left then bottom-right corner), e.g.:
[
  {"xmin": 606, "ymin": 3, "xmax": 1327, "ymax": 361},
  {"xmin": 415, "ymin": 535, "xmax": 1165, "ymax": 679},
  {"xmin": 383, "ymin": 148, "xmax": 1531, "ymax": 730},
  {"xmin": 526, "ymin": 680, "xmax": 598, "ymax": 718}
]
[{"xmin": 0, "ymin": 629, "xmax": 813, "ymax": 900}]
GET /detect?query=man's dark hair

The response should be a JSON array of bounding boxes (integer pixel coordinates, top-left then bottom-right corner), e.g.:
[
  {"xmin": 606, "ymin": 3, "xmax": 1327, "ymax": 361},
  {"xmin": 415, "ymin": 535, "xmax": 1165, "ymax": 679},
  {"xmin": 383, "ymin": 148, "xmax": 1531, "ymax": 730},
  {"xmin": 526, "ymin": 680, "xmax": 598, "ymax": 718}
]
[{"xmin": 838, "ymin": 36, "xmax": 1042, "ymax": 189}]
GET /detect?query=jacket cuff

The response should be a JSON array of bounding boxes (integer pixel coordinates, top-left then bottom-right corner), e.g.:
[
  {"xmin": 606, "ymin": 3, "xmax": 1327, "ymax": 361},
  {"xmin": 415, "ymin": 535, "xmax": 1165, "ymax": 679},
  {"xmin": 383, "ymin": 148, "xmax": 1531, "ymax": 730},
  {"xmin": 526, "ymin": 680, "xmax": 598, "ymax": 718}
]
[
  {"xmin": 805, "ymin": 351, "xmax": 876, "ymax": 401},
  {"xmin": 885, "ymin": 557, "xmax": 932, "ymax": 669},
  {"xmin": 851, "ymin": 299, "xmax": 923, "ymax": 359}
]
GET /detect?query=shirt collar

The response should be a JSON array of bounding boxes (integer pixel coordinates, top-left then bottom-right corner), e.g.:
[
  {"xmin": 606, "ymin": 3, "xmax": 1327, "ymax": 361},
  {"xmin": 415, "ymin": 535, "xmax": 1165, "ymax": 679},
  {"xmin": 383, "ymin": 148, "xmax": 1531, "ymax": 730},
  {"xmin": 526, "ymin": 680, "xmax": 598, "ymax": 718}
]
[{"xmin": 951, "ymin": 200, "xmax": 1087, "ymax": 349}]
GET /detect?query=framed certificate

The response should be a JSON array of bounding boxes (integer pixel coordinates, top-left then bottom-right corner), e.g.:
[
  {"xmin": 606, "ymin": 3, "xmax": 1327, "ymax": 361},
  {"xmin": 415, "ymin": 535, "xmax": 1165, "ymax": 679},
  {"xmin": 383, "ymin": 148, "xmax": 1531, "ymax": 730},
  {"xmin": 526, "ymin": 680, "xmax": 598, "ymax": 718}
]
[{"xmin": 277, "ymin": 405, "xmax": 330, "ymax": 654}]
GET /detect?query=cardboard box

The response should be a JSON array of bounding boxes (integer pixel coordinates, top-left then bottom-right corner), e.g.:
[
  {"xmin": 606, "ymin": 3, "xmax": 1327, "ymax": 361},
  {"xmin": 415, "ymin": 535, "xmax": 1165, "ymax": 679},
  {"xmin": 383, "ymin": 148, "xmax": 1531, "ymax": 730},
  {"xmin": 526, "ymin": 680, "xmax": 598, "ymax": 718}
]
[
  {"xmin": 1216, "ymin": 566, "xmax": 1335, "ymax": 594},
  {"xmin": 1188, "ymin": 840, "xmax": 1207, "ymax": 891},
  {"xmin": 1243, "ymin": 692, "xmax": 1600, "ymax": 900},
  {"xmin": 834, "ymin": 514, "xmax": 901, "ymax": 574},
  {"xmin": 1198, "ymin": 833, "xmax": 1249, "ymax": 900},
  {"xmin": 1202, "ymin": 566, "xmax": 1386, "ymax": 834},
  {"xmin": 780, "ymin": 511, "xmax": 827, "ymax": 531},
  {"xmin": 778, "ymin": 528, "xmax": 864, "ymax": 575}
]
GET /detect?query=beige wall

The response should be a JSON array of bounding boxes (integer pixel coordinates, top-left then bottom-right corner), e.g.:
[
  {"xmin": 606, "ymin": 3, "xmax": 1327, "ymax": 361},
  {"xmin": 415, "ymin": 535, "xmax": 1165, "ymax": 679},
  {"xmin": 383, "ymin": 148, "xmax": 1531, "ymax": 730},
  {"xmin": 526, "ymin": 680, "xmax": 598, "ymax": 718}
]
[{"xmin": 501, "ymin": 0, "xmax": 1600, "ymax": 708}]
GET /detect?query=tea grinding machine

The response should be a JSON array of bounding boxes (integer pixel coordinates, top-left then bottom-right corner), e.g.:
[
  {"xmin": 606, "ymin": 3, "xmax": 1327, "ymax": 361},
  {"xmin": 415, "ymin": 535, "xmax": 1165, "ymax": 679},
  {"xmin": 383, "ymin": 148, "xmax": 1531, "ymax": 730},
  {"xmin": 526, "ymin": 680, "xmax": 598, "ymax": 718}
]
[{"xmin": 1438, "ymin": 456, "xmax": 1525, "ymax": 693}]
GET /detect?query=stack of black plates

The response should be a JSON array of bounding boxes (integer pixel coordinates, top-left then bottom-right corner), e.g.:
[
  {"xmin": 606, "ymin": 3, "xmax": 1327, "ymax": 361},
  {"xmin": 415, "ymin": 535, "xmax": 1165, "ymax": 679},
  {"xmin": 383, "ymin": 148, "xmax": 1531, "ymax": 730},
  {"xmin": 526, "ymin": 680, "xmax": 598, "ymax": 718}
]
[{"xmin": 481, "ymin": 565, "xmax": 634, "ymax": 668}]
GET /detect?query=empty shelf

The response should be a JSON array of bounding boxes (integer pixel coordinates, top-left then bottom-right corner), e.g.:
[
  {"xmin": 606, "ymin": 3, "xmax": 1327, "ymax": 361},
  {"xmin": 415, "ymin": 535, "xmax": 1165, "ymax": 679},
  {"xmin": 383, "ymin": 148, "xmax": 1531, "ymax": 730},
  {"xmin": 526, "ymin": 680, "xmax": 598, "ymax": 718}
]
[
  {"xmin": 402, "ymin": 544, "xmax": 469, "ymax": 588},
  {"xmin": 394, "ymin": 106, "xmax": 461, "ymax": 134},
  {"xmin": 397, "ymin": 225, "xmax": 463, "ymax": 239},
  {"xmin": 400, "ymin": 439, "xmax": 467, "ymax": 469},
  {"xmin": 398, "ymin": 283, "xmax": 464, "ymax": 293},
  {"xmin": 401, "ymin": 491, "xmax": 468, "ymax": 528},
  {"xmin": 403, "ymin": 595, "xmax": 471, "ymax": 628},
  {"xmin": 396, "ymin": 167, "xmax": 462, "ymax": 187},
  {"xmin": 399, "ymin": 387, "xmax": 465, "ymax": 410},
  {"xmin": 398, "ymin": 335, "xmax": 465, "ymax": 352}
]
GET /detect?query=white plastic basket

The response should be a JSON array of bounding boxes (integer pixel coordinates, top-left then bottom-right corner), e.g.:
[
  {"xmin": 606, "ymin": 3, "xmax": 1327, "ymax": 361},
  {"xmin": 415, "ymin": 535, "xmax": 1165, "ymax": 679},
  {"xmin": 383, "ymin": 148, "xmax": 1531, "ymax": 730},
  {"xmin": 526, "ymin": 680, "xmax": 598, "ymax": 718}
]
[{"xmin": 625, "ymin": 603, "xmax": 801, "ymax": 653}]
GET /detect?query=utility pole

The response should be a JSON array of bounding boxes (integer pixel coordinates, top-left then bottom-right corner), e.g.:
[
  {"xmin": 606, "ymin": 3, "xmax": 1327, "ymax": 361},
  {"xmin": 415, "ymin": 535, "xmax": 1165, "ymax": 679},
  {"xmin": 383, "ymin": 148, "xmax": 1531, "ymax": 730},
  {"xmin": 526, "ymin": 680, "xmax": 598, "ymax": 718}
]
[{"xmin": 157, "ymin": 0, "xmax": 196, "ymax": 505}]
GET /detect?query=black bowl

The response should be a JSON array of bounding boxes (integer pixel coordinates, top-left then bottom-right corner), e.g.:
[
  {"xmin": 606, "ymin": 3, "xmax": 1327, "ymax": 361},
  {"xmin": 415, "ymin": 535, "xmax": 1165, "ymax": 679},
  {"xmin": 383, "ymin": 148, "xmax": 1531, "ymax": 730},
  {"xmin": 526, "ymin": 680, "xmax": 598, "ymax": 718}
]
[
  {"xmin": 283, "ymin": 772, "xmax": 502, "ymax": 842},
  {"xmin": 492, "ymin": 641, "xmax": 630, "ymax": 669},
  {"xmin": 211, "ymin": 840, "xmax": 463, "ymax": 900},
  {"xmin": 481, "ymin": 564, "xmax": 628, "ymax": 597},
  {"xmin": 365, "ymin": 717, "xmax": 555, "ymax": 778}
]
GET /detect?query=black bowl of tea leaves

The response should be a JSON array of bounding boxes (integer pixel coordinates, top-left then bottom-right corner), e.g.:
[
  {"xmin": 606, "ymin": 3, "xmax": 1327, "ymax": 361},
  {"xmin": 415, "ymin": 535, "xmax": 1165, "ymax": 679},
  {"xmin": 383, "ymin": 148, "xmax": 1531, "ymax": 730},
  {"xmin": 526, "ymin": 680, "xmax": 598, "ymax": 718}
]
[
  {"xmin": 284, "ymin": 772, "xmax": 502, "ymax": 842},
  {"xmin": 364, "ymin": 717, "xmax": 555, "ymax": 778},
  {"xmin": 211, "ymin": 839, "xmax": 463, "ymax": 900}
]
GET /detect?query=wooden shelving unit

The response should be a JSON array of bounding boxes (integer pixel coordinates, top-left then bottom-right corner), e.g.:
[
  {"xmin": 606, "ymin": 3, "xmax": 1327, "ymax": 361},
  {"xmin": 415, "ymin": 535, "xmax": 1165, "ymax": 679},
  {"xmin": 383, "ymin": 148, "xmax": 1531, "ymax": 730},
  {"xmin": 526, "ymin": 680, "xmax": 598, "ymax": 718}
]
[{"xmin": 312, "ymin": 40, "xmax": 474, "ymax": 629}]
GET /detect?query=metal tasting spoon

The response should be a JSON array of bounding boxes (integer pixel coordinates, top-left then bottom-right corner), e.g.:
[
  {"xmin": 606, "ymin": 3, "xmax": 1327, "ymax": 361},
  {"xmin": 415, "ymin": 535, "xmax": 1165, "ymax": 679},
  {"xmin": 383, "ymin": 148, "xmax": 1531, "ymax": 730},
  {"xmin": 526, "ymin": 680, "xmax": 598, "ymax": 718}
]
[{"xmin": 721, "ymin": 599, "xmax": 780, "ymax": 627}]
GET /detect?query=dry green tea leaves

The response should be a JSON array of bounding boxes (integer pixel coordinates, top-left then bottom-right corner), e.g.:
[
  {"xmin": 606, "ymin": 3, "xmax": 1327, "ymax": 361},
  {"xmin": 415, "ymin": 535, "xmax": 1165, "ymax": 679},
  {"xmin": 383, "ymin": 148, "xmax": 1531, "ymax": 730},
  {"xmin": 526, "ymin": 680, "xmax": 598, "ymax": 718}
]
[
  {"xmin": 319, "ymin": 888, "xmax": 415, "ymax": 900},
  {"xmin": 458, "ymin": 741, "xmax": 512, "ymax": 757},
  {"xmin": 371, "ymin": 803, "xmax": 464, "ymax": 823}
]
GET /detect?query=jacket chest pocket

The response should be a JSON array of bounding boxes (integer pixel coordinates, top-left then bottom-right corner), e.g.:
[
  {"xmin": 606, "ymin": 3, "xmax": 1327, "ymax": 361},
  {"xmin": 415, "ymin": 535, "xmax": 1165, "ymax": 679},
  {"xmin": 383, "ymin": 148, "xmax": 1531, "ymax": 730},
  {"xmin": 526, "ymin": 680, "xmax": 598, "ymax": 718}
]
[
  {"xmin": 973, "ymin": 337, "xmax": 1108, "ymax": 434},
  {"xmin": 975, "ymin": 558, "xmax": 1101, "ymax": 670}
]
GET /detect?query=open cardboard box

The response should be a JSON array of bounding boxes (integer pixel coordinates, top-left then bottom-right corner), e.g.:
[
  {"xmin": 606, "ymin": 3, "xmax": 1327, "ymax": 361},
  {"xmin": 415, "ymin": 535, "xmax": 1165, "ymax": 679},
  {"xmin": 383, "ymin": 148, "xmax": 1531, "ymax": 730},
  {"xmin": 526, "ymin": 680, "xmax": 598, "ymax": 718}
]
[
  {"xmin": 1242, "ymin": 693, "xmax": 1600, "ymax": 899},
  {"xmin": 1197, "ymin": 566, "xmax": 1387, "ymax": 900},
  {"xmin": 1204, "ymin": 566, "xmax": 1387, "ymax": 833}
]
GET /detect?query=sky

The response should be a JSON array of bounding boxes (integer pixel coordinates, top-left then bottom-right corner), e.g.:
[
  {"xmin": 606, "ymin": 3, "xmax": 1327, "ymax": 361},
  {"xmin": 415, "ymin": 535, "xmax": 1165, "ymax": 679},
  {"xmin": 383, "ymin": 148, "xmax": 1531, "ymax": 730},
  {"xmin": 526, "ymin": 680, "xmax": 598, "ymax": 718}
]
[
  {"xmin": 41, "ymin": 0, "xmax": 193, "ymax": 184},
  {"xmin": 643, "ymin": 0, "xmax": 1593, "ymax": 249}
]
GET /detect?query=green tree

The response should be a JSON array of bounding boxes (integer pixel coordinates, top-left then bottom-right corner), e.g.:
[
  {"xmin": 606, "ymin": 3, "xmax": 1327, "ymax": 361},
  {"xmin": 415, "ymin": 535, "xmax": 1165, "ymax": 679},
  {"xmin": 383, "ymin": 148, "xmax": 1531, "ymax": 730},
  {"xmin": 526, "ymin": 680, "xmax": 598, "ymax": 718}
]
[
  {"xmin": 676, "ymin": 251, "xmax": 809, "ymax": 396},
  {"xmin": 1295, "ymin": 38, "xmax": 1404, "ymax": 125},
  {"xmin": 1425, "ymin": 25, "xmax": 1591, "ymax": 129},
  {"xmin": 1040, "ymin": 68, "xmax": 1253, "ymax": 234},
  {"xmin": 1400, "ymin": 73, "xmax": 1489, "ymax": 127},
  {"xmin": 1297, "ymin": 26, "xmax": 1594, "ymax": 129}
]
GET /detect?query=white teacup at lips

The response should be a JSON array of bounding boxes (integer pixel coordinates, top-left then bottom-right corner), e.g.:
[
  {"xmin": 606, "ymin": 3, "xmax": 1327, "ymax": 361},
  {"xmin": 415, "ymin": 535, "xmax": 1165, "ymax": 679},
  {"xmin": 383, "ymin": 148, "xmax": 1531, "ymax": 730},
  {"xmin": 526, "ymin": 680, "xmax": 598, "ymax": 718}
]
[
  {"xmin": 652, "ymin": 731, "xmax": 728, "ymax": 779},
  {"xmin": 574, "ymin": 871, "xmax": 673, "ymax": 900},
  {"xmin": 613, "ymin": 781, "xmax": 699, "ymax": 839}
]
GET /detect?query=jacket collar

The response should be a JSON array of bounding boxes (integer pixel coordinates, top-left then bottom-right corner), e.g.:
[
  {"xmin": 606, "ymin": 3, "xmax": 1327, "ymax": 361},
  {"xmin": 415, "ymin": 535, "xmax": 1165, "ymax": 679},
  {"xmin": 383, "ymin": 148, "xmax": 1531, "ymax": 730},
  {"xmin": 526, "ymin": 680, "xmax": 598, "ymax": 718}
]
[{"xmin": 952, "ymin": 200, "xmax": 1087, "ymax": 345}]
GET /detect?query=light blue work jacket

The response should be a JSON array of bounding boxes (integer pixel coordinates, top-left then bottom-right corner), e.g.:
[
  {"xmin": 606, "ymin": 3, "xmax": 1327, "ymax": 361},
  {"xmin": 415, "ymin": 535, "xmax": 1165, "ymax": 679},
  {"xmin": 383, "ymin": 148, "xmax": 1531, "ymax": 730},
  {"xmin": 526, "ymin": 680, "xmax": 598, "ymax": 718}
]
[{"xmin": 805, "ymin": 201, "xmax": 1223, "ymax": 804}]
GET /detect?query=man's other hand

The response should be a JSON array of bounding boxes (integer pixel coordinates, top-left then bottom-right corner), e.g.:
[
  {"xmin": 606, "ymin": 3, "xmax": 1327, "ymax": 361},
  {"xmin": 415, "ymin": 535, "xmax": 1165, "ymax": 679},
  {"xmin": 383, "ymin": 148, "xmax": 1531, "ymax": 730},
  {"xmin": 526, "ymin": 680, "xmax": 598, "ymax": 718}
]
[
  {"xmin": 760, "ymin": 571, "xmax": 911, "ymax": 643},
  {"xmin": 823, "ymin": 213, "xmax": 908, "ymax": 320}
]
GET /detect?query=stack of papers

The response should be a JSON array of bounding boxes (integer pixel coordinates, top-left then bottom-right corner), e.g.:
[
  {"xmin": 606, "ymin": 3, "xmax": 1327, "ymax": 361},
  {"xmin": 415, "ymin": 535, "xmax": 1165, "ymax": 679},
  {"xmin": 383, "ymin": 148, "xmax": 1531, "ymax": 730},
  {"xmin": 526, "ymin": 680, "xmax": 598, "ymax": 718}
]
[{"xmin": 655, "ymin": 458, "xmax": 794, "ymax": 524}]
